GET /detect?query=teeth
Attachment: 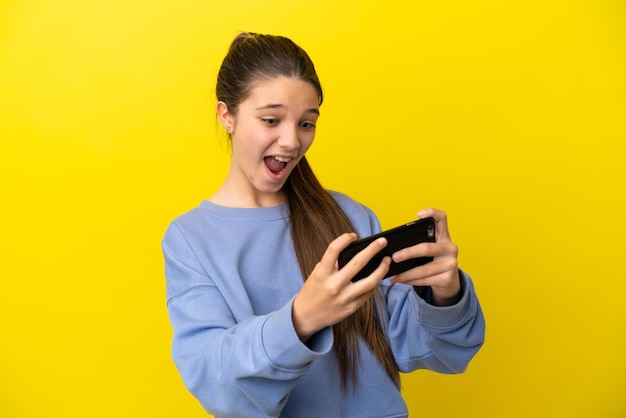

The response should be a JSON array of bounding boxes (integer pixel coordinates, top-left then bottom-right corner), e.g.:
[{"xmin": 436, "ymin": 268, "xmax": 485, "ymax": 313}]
[{"xmin": 274, "ymin": 156, "xmax": 292, "ymax": 163}]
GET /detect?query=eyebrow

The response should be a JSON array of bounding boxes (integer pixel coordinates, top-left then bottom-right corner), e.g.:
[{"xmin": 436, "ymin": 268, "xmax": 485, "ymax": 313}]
[{"xmin": 255, "ymin": 103, "xmax": 320, "ymax": 115}]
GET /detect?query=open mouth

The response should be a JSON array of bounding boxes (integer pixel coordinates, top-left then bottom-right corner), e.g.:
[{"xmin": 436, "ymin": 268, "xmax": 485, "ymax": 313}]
[{"xmin": 264, "ymin": 156, "xmax": 292, "ymax": 175}]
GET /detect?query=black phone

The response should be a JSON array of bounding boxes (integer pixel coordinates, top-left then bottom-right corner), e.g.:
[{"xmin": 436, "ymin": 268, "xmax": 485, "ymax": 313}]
[{"xmin": 338, "ymin": 217, "xmax": 436, "ymax": 282}]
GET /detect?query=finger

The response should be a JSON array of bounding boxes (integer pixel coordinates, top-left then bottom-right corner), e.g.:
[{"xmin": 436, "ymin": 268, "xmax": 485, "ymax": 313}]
[
  {"xmin": 343, "ymin": 257, "xmax": 391, "ymax": 313},
  {"xmin": 392, "ymin": 241, "xmax": 458, "ymax": 264},
  {"xmin": 339, "ymin": 237, "xmax": 389, "ymax": 284},
  {"xmin": 318, "ymin": 232, "xmax": 358, "ymax": 274},
  {"xmin": 417, "ymin": 208, "xmax": 451, "ymax": 242},
  {"xmin": 391, "ymin": 255, "xmax": 458, "ymax": 284},
  {"xmin": 395, "ymin": 266, "xmax": 462, "ymax": 304},
  {"xmin": 350, "ymin": 255, "xmax": 391, "ymax": 293}
]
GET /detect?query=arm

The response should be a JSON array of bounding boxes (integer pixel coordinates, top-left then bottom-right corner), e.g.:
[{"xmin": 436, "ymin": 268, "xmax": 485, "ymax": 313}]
[
  {"xmin": 383, "ymin": 208, "xmax": 485, "ymax": 372},
  {"xmin": 383, "ymin": 271, "xmax": 485, "ymax": 373},
  {"xmin": 163, "ymin": 225, "xmax": 333, "ymax": 417},
  {"xmin": 164, "ymin": 220, "xmax": 393, "ymax": 416}
]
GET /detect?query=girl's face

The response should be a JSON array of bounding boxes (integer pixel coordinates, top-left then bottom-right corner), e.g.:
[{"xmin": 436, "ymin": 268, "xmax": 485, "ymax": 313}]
[{"xmin": 218, "ymin": 76, "xmax": 320, "ymax": 207}]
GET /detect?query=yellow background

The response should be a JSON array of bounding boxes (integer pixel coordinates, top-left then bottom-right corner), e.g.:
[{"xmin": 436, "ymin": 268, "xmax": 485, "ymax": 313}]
[{"xmin": 1, "ymin": 0, "xmax": 624, "ymax": 416}]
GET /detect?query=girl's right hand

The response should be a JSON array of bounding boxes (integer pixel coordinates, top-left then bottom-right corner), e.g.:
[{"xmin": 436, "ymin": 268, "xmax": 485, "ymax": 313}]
[{"xmin": 292, "ymin": 232, "xmax": 391, "ymax": 342}]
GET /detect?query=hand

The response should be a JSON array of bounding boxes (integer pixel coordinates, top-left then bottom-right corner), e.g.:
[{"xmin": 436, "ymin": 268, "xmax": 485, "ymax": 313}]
[
  {"xmin": 389, "ymin": 208, "xmax": 461, "ymax": 306},
  {"xmin": 292, "ymin": 233, "xmax": 391, "ymax": 341}
]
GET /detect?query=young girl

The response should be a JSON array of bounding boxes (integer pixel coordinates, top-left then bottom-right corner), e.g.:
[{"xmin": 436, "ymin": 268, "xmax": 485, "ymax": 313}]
[{"xmin": 163, "ymin": 32, "xmax": 485, "ymax": 417}]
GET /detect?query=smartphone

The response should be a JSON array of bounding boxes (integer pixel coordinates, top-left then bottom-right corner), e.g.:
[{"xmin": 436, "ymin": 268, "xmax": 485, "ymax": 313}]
[{"xmin": 338, "ymin": 217, "xmax": 436, "ymax": 282}]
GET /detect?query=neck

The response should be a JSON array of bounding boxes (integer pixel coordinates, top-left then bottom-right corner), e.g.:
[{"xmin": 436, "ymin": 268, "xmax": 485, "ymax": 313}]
[{"xmin": 209, "ymin": 181, "xmax": 286, "ymax": 208}]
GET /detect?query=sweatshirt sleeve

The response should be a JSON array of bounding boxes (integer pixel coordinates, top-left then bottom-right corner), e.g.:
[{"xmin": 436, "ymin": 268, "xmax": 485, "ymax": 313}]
[
  {"xmin": 382, "ymin": 270, "xmax": 485, "ymax": 374},
  {"xmin": 163, "ymin": 223, "xmax": 333, "ymax": 418}
]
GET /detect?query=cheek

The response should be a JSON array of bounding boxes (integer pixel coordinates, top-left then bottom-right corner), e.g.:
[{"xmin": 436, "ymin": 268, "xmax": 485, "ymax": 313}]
[
  {"xmin": 232, "ymin": 127, "xmax": 270, "ymax": 154},
  {"xmin": 299, "ymin": 133, "xmax": 315, "ymax": 154}
]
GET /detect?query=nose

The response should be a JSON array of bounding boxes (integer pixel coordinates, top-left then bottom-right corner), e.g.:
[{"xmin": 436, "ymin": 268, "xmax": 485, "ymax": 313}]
[{"xmin": 276, "ymin": 124, "xmax": 300, "ymax": 151}]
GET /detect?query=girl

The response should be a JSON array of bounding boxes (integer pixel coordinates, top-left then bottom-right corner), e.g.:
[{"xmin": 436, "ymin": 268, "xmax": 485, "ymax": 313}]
[{"xmin": 163, "ymin": 32, "xmax": 485, "ymax": 417}]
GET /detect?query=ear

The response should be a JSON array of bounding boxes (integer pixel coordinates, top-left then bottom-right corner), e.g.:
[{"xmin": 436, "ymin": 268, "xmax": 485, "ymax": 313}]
[{"xmin": 216, "ymin": 101, "xmax": 234, "ymax": 134}]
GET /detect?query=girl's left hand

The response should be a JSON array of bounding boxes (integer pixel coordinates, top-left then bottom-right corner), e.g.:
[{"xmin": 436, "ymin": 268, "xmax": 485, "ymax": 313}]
[{"xmin": 389, "ymin": 208, "xmax": 462, "ymax": 306}]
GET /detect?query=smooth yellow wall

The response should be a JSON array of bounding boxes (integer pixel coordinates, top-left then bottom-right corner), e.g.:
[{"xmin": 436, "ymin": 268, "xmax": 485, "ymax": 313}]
[{"xmin": 1, "ymin": 1, "xmax": 624, "ymax": 417}]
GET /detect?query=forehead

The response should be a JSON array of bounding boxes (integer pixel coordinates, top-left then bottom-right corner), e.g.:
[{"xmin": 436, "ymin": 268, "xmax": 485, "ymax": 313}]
[{"xmin": 242, "ymin": 76, "xmax": 320, "ymax": 110}]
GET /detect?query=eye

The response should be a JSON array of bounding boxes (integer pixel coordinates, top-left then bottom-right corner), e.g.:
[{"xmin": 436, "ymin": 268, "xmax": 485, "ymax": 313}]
[
  {"xmin": 299, "ymin": 121, "xmax": 316, "ymax": 130},
  {"xmin": 262, "ymin": 118, "xmax": 279, "ymax": 126}
]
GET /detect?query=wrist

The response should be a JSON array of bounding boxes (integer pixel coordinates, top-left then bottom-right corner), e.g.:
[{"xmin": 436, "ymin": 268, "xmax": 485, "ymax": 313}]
[
  {"xmin": 431, "ymin": 270, "xmax": 463, "ymax": 306},
  {"xmin": 291, "ymin": 295, "xmax": 317, "ymax": 342},
  {"xmin": 431, "ymin": 290, "xmax": 462, "ymax": 306}
]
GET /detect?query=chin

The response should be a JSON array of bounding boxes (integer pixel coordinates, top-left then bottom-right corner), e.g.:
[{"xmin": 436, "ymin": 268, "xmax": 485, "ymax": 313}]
[{"xmin": 256, "ymin": 179, "xmax": 287, "ymax": 194}]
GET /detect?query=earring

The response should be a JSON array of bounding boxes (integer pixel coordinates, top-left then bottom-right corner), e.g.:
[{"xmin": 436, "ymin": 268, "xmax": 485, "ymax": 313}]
[{"xmin": 226, "ymin": 126, "xmax": 231, "ymax": 132}]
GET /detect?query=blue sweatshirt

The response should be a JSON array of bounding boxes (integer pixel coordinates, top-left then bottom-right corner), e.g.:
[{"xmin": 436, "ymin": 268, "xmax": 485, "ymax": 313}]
[{"xmin": 163, "ymin": 192, "xmax": 485, "ymax": 417}]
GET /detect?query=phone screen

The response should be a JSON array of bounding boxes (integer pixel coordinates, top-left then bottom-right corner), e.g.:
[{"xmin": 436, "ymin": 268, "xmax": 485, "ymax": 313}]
[{"xmin": 338, "ymin": 217, "xmax": 436, "ymax": 281}]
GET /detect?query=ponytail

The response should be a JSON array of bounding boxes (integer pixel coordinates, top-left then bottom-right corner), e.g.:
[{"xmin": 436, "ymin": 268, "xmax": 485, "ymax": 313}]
[{"xmin": 284, "ymin": 157, "xmax": 400, "ymax": 389}]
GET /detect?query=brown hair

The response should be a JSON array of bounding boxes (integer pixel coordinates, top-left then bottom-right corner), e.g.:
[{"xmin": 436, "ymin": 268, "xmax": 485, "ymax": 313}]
[{"xmin": 216, "ymin": 32, "xmax": 399, "ymax": 389}]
